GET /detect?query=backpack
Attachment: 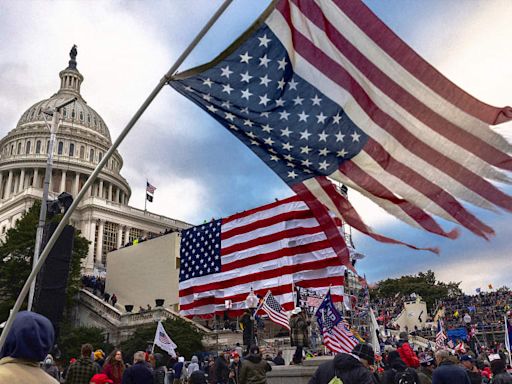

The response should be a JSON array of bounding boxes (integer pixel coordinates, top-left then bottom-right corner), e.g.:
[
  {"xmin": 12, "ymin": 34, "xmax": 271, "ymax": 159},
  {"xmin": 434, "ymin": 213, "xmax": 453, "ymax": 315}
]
[
  {"xmin": 328, "ymin": 368, "xmax": 344, "ymax": 384},
  {"xmin": 393, "ymin": 368, "xmax": 417, "ymax": 384}
]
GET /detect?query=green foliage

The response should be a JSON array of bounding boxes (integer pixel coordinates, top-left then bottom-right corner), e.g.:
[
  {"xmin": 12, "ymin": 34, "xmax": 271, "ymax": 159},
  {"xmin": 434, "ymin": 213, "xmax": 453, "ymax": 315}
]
[
  {"xmin": 369, "ymin": 270, "xmax": 462, "ymax": 311},
  {"xmin": 58, "ymin": 325, "xmax": 113, "ymax": 362},
  {"xmin": 0, "ymin": 201, "xmax": 90, "ymax": 322},
  {"xmin": 118, "ymin": 317, "xmax": 204, "ymax": 363}
]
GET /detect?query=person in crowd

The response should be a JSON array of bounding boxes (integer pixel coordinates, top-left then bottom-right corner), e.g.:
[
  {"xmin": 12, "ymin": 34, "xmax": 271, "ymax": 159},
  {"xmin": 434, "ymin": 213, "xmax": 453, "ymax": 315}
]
[
  {"xmin": 95, "ymin": 350, "xmax": 106, "ymax": 368},
  {"xmin": 240, "ymin": 310, "xmax": 254, "ymax": 353},
  {"xmin": 289, "ymin": 307, "xmax": 309, "ymax": 365},
  {"xmin": 188, "ymin": 355, "xmax": 200, "ymax": 375},
  {"xmin": 122, "ymin": 351, "xmax": 153, "ymax": 384},
  {"xmin": 381, "ymin": 350, "xmax": 420, "ymax": 384},
  {"xmin": 234, "ymin": 343, "xmax": 243, "ymax": 358},
  {"xmin": 308, "ymin": 343, "xmax": 376, "ymax": 384},
  {"xmin": 215, "ymin": 353, "xmax": 230, "ymax": 384},
  {"xmin": 111, "ymin": 294, "xmax": 118, "ymax": 307},
  {"xmin": 90, "ymin": 373, "xmax": 114, "ymax": 384},
  {"xmin": 102, "ymin": 349, "xmax": 125, "ymax": 384},
  {"xmin": 43, "ymin": 353, "xmax": 61, "ymax": 381},
  {"xmin": 66, "ymin": 343, "xmax": 101, "ymax": 384},
  {"xmin": 397, "ymin": 332, "xmax": 420, "ymax": 368},
  {"xmin": 489, "ymin": 356, "xmax": 512, "ymax": 384},
  {"xmin": 153, "ymin": 353, "xmax": 167, "ymax": 384},
  {"xmin": 205, "ymin": 356, "xmax": 216, "ymax": 384},
  {"xmin": 417, "ymin": 355, "xmax": 435, "ymax": 384},
  {"xmin": 228, "ymin": 352, "xmax": 242, "ymax": 384},
  {"xmin": 239, "ymin": 345, "xmax": 272, "ymax": 384},
  {"xmin": 273, "ymin": 350, "xmax": 285, "ymax": 366},
  {"xmin": 190, "ymin": 370, "xmax": 208, "ymax": 384},
  {"xmin": 0, "ymin": 311, "xmax": 59, "ymax": 384},
  {"xmin": 173, "ymin": 356, "xmax": 186, "ymax": 384},
  {"xmin": 459, "ymin": 355, "xmax": 481, "ymax": 384},
  {"xmin": 432, "ymin": 350, "xmax": 471, "ymax": 384}
]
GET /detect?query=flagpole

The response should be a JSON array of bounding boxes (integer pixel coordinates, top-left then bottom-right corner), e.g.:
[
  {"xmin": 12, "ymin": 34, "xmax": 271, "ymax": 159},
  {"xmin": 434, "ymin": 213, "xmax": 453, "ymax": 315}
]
[
  {"xmin": 0, "ymin": 0, "xmax": 234, "ymax": 350},
  {"xmin": 144, "ymin": 179, "xmax": 147, "ymax": 214}
]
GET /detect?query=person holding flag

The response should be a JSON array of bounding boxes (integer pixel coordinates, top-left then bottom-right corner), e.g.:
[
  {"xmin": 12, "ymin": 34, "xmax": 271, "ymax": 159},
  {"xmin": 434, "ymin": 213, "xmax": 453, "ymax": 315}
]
[
  {"xmin": 289, "ymin": 307, "xmax": 309, "ymax": 365},
  {"xmin": 152, "ymin": 321, "xmax": 177, "ymax": 358}
]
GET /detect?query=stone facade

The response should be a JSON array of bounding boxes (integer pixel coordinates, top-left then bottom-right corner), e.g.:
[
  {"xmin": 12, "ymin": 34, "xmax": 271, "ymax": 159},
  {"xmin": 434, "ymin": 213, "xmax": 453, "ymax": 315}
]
[{"xmin": 0, "ymin": 51, "xmax": 190, "ymax": 272}]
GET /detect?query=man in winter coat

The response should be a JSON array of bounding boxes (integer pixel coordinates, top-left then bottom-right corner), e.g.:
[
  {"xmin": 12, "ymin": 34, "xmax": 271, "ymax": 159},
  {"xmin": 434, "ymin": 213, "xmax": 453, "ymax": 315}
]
[
  {"xmin": 121, "ymin": 351, "xmax": 153, "ymax": 384},
  {"xmin": 381, "ymin": 350, "xmax": 420, "ymax": 384},
  {"xmin": 432, "ymin": 350, "xmax": 471, "ymax": 384},
  {"xmin": 397, "ymin": 332, "xmax": 420, "ymax": 368},
  {"xmin": 289, "ymin": 308, "xmax": 309, "ymax": 364},
  {"xmin": 66, "ymin": 343, "xmax": 100, "ymax": 384},
  {"xmin": 239, "ymin": 345, "xmax": 271, "ymax": 384},
  {"xmin": 489, "ymin": 357, "xmax": 512, "ymax": 384},
  {"xmin": 0, "ymin": 311, "xmax": 59, "ymax": 384},
  {"xmin": 308, "ymin": 343, "xmax": 376, "ymax": 384},
  {"xmin": 215, "ymin": 353, "xmax": 230, "ymax": 384},
  {"xmin": 460, "ymin": 355, "xmax": 482, "ymax": 384}
]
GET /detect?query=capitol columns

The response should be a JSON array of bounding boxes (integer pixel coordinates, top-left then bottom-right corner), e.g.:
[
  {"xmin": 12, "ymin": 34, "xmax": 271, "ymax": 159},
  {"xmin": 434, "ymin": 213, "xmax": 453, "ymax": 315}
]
[
  {"xmin": 115, "ymin": 187, "xmax": 120, "ymax": 204},
  {"xmin": 0, "ymin": 172, "xmax": 4, "ymax": 199},
  {"xmin": 60, "ymin": 170, "xmax": 67, "ymax": 193},
  {"xmin": 86, "ymin": 220, "xmax": 96, "ymax": 271},
  {"xmin": 108, "ymin": 183, "xmax": 113, "ymax": 202},
  {"xmin": 99, "ymin": 179, "xmax": 104, "ymax": 199},
  {"xmin": 96, "ymin": 219, "xmax": 104, "ymax": 264},
  {"xmin": 124, "ymin": 226, "xmax": 130, "ymax": 245},
  {"xmin": 117, "ymin": 225, "xmax": 123, "ymax": 249},
  {"xmin": 18, "ymin": 169, "xmax": 25, "ymax": 193},
  {"xmin": 4, "ymin": 170, "xmax": 13, "ymax": 199},
  {"xmin": 33, "ymin": 168, "xmax": 39, "ymax": 188},
  {"xmin": 73, "ymin": 172, "xmax": 80, "ymax": 197}
]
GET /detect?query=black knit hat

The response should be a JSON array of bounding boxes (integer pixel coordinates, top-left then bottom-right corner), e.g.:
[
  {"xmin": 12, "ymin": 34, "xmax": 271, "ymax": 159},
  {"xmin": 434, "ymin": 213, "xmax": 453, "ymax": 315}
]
[{"xmin": 351, "ymin": 343, "xmax": 375, "ymax": 365}]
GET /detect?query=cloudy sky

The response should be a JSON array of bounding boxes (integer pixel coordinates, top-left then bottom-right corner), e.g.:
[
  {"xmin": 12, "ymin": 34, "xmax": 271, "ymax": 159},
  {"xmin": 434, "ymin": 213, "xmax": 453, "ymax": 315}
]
[{"xmin": 0, "ymin": 1, "xmax": 510, "ymax": 292}]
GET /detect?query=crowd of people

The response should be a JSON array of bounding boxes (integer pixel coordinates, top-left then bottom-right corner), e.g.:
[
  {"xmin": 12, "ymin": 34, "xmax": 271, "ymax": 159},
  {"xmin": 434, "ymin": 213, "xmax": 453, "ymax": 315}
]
[{"xmin": 119, "ymin": 228, "xmax": 180, "ymax": 250}]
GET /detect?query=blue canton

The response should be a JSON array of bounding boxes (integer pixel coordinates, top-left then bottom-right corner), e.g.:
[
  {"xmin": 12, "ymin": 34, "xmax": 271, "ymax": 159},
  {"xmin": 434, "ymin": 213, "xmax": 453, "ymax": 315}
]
[
  {"xmin": 179, "ymin": 220, "xmax": 222, "ymax": 282},
  {"xmin": 315, "ymin": 291, "xmax": 342, "ymax": 332},
  {"xmin": 171, "ymin": 24, "xmax": 367, "ymax": 184}
]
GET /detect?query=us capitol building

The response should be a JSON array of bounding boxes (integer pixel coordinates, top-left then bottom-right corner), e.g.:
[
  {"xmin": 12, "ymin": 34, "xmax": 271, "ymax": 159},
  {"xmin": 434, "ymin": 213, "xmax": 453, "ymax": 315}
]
[{"xmin": 0, "ymin": 49, "xmax": 189, "ymax": 272}]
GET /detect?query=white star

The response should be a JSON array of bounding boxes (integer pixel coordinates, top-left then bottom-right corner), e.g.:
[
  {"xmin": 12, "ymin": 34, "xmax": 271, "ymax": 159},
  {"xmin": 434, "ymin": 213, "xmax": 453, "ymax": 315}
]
[
  {"xmin": 318, "ymin": 131, "xmax": 329, "ymax": 141},
  {"xmin": 293, "ymin": 96, "xmax": 304, "ymax": 105},
  {"xmin": 288, "ymin": 79, "xmax": 298, "ymax": 90},
  {"xmin": 297, "ymin": 111, "xmax": 309, "ymax": 122},
  {"xmin": 301, "ymin": 158, "xmax": 312, "ymax": 167},
  {"xmin": 222, "ymin": 84, "xmax": 233, "ymax": 94},
  {"xmin": 277, "ymin": 78, "xmax": 286, "ymax": 90},
  {"xmin": 311, "ymin": 94, "xmax": 322, "ymax": 106},
  {"xmin": 261, "ymin": 124, "xmax": 273, "ymax": 133},
  {"xmin": 185, "ymin": 85, "xmax": 193, "ymax": 92},
  {"xmin": 259, "ymin": 94, "xmax": 271, "ymax": 106},
  {"xmin": 260, "ymin": 111, "xmax": 270, "ymax": 118},
  {"xmin": 259, "ymin": 74, "xmax": 272, "ymax": 87},
  {"xmin": 287, "ymin": 170, "xmax": 298, "ymax": 179},
  {"xmin": 250, "ymin": 139, "xmax": 260, "ymax": 146},
  {"xmin": 221, "ymin": 100, "xmax": 231, "ymax": 109},
  {"xmin": 207, "ymin": 104, "xmax": 218, "ymax": 113},
  {"xmin": 286, "ymin": 162, "xmax": 295, "ymax": 168},
  {"xmin": 335, "ymin": 132, "xmax": 345, "ymax": 142},
  {"xmin": 275, "ymin": 98, "xmax": 285, "ymax": 107},
  {"xmin": 220, "ymin": 66, "xmax": 233, "ymax": 78},
  {"xmin": 277, "ymin": 57, "xmax": 288, "ymax": 70},
  {"xmin": 203, "ymin": 94, "xmax": 211, "ymax": 101},
  {"xmin": 279, "ymin": 110, "xmax": 290, "ymax": 120},
  {"xmin": 229, "ymin": 124, "xmax": 238, "ymax": 131},
  {"xmin": 316, "ymin": 112, "xmax": 328, "ymax": 124},
  {"xmin": 300, "ymin": 145, "xmax": 312, "ymax": 154},
  {"xmin": 351, "ymin": 131, "xmax": 361, "ymax": 142},
  {"xmin": 203, "ymin": 78, "xmax": 213, "ymax": 87},
  {"xmin": 259, "ymin": 54, "xmax": 272, "ymax": 67},
  {"xmin": 280, "ymin": 127, "xmax": 292, "ymax": 137},
  {"xmin": 258, "ymin": 34, "xmax": 271, "ymax": 47},
  {"xmin": 284, "ymin": 154, "xmax": 294, "ymax": 162},
  {"xmin": 245, "ymin": 131, "xmax": 256, "ymax": 138},
  {"xmin": 243, "ymin": 119, "xmax": 254, "ymax": 127},
  {"xmin": 270, "ymin": 154, "xmax": 280, "ymax": 162},
  {"xmin": 300, "ymin": 130, "xmax": 311, "ymax": 140},
  {"xmin": 282, "ymin": 142, "xmax": 294, "ymax": 151},
  {"xmin": 319, "ymin": 148, "xmax": 330, "ymax": 156},
  {"xmin": 240, "ymin": 107, "xmax": 249, "ymax": 114},
  {"xmin": 318, "ymin": 160, "xmax": 330, "ymax": 170},
  {"xmin": 239, "ymin": 51, "xmax": 252, "ymax": 63},
  {"xmin": 240, "ymin": 71, "xmax": 253, "ymax": 83},
  {"xmin": 241, "ymin": 88, "xmax": 253, "ymax": 100},
  {"xmin": 336, "ymin": 148, "xmax": 348, "ymax": 158},
  {"xmin": 263, "ymin": 137, "xmax": 275, "ymax": 146},
  {"xmin": 333, "ymin": 113, "xmax": 342, "ymax": 124}
]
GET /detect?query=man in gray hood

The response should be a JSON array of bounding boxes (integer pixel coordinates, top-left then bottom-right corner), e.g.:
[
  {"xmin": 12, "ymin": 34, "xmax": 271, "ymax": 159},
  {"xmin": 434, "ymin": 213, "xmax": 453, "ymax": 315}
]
[{"xmin": 0, "ymin": 311, "xmax": 59, "ymax": 384}]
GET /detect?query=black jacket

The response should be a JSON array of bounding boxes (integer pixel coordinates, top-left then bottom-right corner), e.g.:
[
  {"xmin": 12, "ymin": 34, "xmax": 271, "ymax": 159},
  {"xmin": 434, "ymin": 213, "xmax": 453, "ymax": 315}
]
[
  {"xmin": 381, "ymin": 356, "xmax": 420, "ymax": 384},
  {"xmin": 308, "ymin": 354, "xmax": 375, "ymax": 384}
]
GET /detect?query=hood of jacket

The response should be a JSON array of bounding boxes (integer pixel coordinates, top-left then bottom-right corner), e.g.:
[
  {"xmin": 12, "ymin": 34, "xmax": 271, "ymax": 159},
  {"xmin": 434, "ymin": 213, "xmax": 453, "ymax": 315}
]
[
  {"xmin": 0, "ymin": 311, "xmax": 54, "ymax": 362},
  {"xmin": 191, "ymin": 355, "xmax": 199, "ymax": 363},
  {"xmin": 246, "ymin": 354, "xmax": 263, "ymax": 364},
  {"xmin": 333, "ymin": 353, "xmax": 363, "ymax": 371}
]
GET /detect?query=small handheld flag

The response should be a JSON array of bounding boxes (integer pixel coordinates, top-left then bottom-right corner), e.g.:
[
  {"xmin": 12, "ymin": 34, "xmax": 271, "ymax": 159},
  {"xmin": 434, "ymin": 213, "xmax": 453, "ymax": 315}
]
[
  {"xmin": 153, "ymin": 321, "xmax": 177, "ymax": 357},
  {"xmin": 261, "ymin": 290, "xmax": 290, "ymax": 330}
]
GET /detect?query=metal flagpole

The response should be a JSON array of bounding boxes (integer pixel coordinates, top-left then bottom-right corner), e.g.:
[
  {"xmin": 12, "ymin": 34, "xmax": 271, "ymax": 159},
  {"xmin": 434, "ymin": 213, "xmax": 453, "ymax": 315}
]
[
  {"xmin": 0, "ymin": 0, "xmax": 233, "ymax": 349},
  {"xmin": 144, "ymin": 179, "xmax": 147, "ymax": 213}
]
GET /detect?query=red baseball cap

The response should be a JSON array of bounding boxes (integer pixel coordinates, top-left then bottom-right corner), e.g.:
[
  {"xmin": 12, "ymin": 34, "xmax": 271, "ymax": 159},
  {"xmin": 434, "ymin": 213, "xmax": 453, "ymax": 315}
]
[{"xmin": 90, "ymin": 373, "xmax": 114, "ymax": 384}]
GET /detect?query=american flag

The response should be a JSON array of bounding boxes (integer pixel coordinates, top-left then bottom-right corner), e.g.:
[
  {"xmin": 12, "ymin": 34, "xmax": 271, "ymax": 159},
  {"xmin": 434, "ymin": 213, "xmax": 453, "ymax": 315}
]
[
  {"xmin": 178, "ymin": 195, "xmax": 345, "ymax": 317},
  {"xmin": 261, "ymin": 290, "xmax": 290, "ymax": 330},
  {"xmin": 146, "ymin": 181, "xmax": 156, "ymax": 194},
  {"xmin": 315, "ymin": 290, "xmax": 358, "ymax": 353},
  {"xmin": 435, "ymin": 319, "xmax": 447, "ymax": 349},
  {"xmin": 170, "ymin": 0, "xmax": 512, "ymax": 256}
]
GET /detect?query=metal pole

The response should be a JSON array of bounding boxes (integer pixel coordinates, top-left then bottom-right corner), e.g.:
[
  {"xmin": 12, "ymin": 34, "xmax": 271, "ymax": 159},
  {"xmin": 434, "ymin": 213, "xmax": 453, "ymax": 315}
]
[
  {"xmin": 27, "ymin": 111, "xmax": 59, "ymax": 311},
  {"xmin": 0, "ymin": 0, "xmax": 233, "ymax": 349}
]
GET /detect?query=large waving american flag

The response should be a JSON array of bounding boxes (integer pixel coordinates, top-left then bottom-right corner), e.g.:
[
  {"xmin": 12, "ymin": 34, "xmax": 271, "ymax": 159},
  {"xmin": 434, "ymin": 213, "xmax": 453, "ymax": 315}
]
[
  {"xmin": 260, "ymin": 290, "xmax": 290, "ymax": 330},
  {"xmin": 178, "ymin": 196, "xmax": 345, "ymax": 318},
  {"xmin": 170, "ymin": 0, "xmax": 512, "ymax": 256}
]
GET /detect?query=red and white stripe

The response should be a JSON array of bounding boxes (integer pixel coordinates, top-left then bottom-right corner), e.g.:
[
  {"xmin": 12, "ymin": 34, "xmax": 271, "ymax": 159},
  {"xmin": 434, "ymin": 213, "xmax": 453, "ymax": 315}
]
[
  {"xmin": 266, "ymin": 0, "xmax": 512, "ymax": 240},
  {"xmin": 323, "ymin": 322, "xmax": 358, "ymax": 353},
  {"xmin": 261, "ymin": 291, "xmax": 290, "ymax": 330},
  {"xmin": 179, "ymin": 196, "xmax": 346, "ymax": 317}
]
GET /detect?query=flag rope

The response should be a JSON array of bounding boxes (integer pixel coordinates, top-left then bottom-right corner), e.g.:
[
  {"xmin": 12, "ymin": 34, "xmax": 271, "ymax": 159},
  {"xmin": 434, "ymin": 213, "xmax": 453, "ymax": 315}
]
[{"xmin": 0, "ymin": 0, "xmax": 234, "ymax": 349}]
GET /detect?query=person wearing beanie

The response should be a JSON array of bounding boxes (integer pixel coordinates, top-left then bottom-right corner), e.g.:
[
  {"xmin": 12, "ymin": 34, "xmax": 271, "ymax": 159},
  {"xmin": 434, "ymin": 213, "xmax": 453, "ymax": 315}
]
[
  {"xmin": 43, "ymin": 354, "xmax": 61, "ymax": 381},
  {"xmin": 381, "ymin": 350, "xmax": 420, "ymax": 384},
  {"xmin": 460, "ymin": 355, "xmax": 481, "ymax": 384},
  {"xmin": 239, "ymin": 345, "xmax": 271, "ymax": 384},
  {"xmin": 153, "ymin": 353, "xmax": 167, "ymax": 384},
  {"xmin": 0, "ymin": 311, "xmax": 59, "ymax": 384},
  {"xmin": 397, "ymin": 332, "xmax": 420, "ymax": 368},
  {"xmin": 94, "ymin": 350, "xmax": 106, "ymax": 368},
  {"xmin": 308, "ymin": 343, "xmax": 376, "ymax": 384}
]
